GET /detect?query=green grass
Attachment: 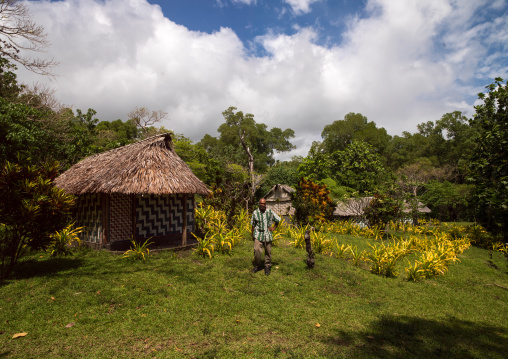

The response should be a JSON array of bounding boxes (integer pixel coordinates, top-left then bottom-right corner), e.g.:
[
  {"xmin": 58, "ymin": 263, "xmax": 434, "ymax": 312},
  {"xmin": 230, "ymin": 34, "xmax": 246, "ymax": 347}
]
[{"xmin": 1, "ymin": 235, "xmax": 507, "ymax": 358}]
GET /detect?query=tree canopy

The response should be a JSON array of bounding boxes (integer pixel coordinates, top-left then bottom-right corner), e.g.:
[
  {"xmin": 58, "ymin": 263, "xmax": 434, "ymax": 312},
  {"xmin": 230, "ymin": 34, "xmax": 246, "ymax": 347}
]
[
  {"xmin": 321, "ymin": 112, "xmax": 391, "ymax": 155},
  {"xmin": 467, "ymin": 77, "xmax": 508, "ymax": 238}
]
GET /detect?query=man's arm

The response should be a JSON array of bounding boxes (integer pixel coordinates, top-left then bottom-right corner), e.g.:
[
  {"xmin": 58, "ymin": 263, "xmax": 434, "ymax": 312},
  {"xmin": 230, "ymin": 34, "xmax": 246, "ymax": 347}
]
[
  {"xmin": 251, "ymin": 212, "xmax": 257, "ymax": 240},
  {"xmin": 268, "ymin": 210, "xmax": 280, "ymax": 232}
]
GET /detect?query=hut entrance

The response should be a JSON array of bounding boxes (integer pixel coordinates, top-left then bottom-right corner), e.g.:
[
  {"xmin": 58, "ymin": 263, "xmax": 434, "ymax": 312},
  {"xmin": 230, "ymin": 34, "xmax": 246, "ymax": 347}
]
[{"xmin": 109, "ymin": 194, "xmax": 134, "ymax": 243}]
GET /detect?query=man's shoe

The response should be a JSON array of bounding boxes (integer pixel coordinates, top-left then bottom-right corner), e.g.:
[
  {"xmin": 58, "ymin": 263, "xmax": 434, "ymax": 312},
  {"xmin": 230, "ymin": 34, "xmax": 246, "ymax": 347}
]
[
  {"xmin": 265, "ymin": 267, "xmax": 271, "ymax": 276},
  {"xmin": 252, "ymin": 267, "xmax": 260, "ymax": 273}
]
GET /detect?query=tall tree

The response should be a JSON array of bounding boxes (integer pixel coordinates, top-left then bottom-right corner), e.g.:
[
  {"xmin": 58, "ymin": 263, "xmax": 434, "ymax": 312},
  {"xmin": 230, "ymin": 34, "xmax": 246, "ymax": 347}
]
[
  {"xmin": 396, "ymin": 158, "xmax": 451, "ymax": 224},
  {"xmin": 329, "ymin": 140, "xmax": 389, "ymax": 194},
  {"xmin": 95, "ymin": 119, "xmax": 138, "ymax": 149},
  {"xmin": 468, "ymin": 77, "xmax": 508, "ymax": 238},
  {"xmin": 0, "ymin": 0, "xmax": 57, "ymax": 75},
  {"xmin": 127, "ymin": 107, "xmax": 169, "ymax": 139},
  {"xmin": 321, "ymin": 112, "xmax": 391, "ymax": 154},
  {"xmin": 257, "ymin": 160, "xmax": 300, "ymax": 199},
  {"xmin": 203, "ymin": 106, "xmax": 295, "ymax": 208}
]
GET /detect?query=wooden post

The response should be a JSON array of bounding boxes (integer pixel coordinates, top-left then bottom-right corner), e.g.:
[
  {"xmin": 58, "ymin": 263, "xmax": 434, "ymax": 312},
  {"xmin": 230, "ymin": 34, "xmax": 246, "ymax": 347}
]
[{"xmin": 182, "ymin": 194, "xmax": 188, "ymax": 246}]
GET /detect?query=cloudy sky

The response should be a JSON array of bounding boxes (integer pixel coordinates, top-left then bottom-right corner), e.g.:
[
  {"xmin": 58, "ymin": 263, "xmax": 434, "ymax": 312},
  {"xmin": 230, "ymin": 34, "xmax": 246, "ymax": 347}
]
[{"xmin": 18, "ymin": 0, "xmax": 508, "ymax": 159}]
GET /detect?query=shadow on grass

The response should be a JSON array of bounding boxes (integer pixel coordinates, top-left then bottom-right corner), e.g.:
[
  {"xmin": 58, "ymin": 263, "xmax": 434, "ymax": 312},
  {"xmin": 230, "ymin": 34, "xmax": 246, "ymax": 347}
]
[
  {"xmin": 10, "ymin": 257, "xmax": 85, "ymax": 280},
  {"xmin": 321, "ymin": 315, "xmax": 508, "ymax": 359}
]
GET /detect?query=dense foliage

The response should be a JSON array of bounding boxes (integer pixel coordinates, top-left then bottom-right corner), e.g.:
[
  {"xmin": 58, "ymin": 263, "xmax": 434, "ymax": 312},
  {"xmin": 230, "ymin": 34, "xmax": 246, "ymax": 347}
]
[
  {"xmin": 364, "ymin": 192, "xmax": 402, "ymax": 227},
  {"xmin": 291, "ymin": 178, "xmax": 335, "ymax": 225},
  {"xmin": 0, "ymin": 160, "xmax": 75, "ymax": 278},
  {"xmin": 468, "ymin": 77, "xmax": 508, "ymax": 238}
]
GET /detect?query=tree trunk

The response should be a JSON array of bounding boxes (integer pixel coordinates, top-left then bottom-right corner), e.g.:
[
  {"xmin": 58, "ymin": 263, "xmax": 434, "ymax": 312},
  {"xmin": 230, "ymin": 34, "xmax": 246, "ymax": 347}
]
[{"xmin": 239, "ymin": 129, "xmax": 256, "ymax": 209}]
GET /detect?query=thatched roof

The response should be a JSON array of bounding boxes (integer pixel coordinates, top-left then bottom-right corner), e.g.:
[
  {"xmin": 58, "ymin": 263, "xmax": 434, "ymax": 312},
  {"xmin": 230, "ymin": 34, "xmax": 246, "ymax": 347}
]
[
  {"xmin": 334, "ymin": 197, "xmax": 373, "ymax": 216},
  {"xmin": 402, "ymin": 201, "xmax": 431, "ymax": 214},
  {"xmin": 333, "ymin": 197, "xmax": 431, "ymax": 216},
  {"xmin": 55, "ymin": 133, "xmax": 210, "ymax": 196},
  {"xmin": 263, "ymin": 184, "xmax": 295, "ymax": 201}
]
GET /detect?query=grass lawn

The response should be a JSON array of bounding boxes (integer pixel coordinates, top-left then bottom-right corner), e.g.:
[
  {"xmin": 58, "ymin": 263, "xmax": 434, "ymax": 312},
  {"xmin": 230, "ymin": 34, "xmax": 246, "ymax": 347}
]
[{"xmin": 1, "ymin": 234, "xmax": 507, "ymax": 358}]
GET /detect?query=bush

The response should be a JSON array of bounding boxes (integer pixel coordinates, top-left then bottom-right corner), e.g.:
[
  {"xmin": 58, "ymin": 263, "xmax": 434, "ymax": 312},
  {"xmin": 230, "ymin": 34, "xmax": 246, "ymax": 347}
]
[{"xmin": 0, "ymin": 160, "xmax": 75, "ymax": 279}]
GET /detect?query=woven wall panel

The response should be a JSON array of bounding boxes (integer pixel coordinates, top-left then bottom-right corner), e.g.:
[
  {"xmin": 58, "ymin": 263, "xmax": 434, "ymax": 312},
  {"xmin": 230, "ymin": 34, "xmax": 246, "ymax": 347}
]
[
  {"xmin": 168, "ymin": 195, "xmax": 182, "ymax": 234},
  {"xmin": 135, "ymin": 194, "xmax": 195, "ymax": 238},
  {"xmin": 75, "ymin": 193, "xmax": 102, "ymax": 243},
  {"xmin": 109, "ymin": 193, "xmax": 133, "ymax": 242},
  {"xmin": 169, "ymin": 195, "xmax": 195, "ymax": 233},
  {"xmin": 266, "ymin": 201, "xmax": 295, "ymax": 216},
  {"xmin": 186, "ymin": 196, "xmax": 195, "ymax": 231},
  {"xmin": 136, "ymin": 194, "xmax": 170, "ymax": 238}
]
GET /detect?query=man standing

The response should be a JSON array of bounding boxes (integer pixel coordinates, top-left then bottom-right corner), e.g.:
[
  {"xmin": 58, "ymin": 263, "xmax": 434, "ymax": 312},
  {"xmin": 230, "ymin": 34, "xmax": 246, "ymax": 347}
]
[{"xmin": 251, "ymin": 198, "xmax": 280, "ymax": 275}]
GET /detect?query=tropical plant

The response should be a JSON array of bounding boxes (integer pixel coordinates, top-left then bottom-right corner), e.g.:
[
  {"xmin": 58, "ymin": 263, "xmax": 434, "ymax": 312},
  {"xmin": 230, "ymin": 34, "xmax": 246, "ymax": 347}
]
[
  {"xmin": 47, "ymin": 224, "xmax": 83, "ymax": 256},
  {"xmin": 271, "ymin": 230, "xmax": 284, "ymax": 247},
  {"xmin": 365, "ymin": 243, "xmax": 401, "ymax": 277},
  {"xmin": 192, "ymin": 232, "xmax": 215, "ymax": 259},
  {"xmin": 287, "ymin": 225, "xmax": 307, "ymax": 249},
  {"xmin": 331, "ymin": 243, "xmax": 349, "ymax": 259},
  {"xmin": 291, "ymin": 178, "xmax": 335, "ymax": 226},
  {"xmin": 232, "ymin": 208, "xmax": 251, "ymax": 236},
  {"xmin": 364, "ymin": 225, "xmax": 385, "ymax": 240},
  {"xmin": 467, "ymin": 222, "xmax": 491, "ymax": 247},
  {"xmin": 123, "ymin": 237, "xmax": 153, "ymax": 261},
  {"xmin": 0, "ymin": 160, "xmax": 76, "ymax": 279},
  {"xmin": 194, "ymin": 203, "xmax": 214, "ymax": 236},
  {"xmin": 405, "ymin": 259, "xmax": 423, "ymax": 282},
  {"xmin": 348, "ymin": 246, "xmax": 365, "ymax": 266},
  {"xmin": 311, "ymin": 229, "xmax": 333, "ymax": 254},
  {"xmin": 213, "ymin": 232, "xmax": 232, "ymax": 255}
]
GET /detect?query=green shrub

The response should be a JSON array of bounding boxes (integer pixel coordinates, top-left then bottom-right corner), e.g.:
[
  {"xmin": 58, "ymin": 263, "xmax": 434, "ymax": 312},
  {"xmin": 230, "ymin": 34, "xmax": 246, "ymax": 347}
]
[
  {"xmin": 47, "ymin": 224, "xmax": 83, "ymax": 256},
  {"xmin": 123, "ymin": 238, "xmax": 153, "ymax": 261}
]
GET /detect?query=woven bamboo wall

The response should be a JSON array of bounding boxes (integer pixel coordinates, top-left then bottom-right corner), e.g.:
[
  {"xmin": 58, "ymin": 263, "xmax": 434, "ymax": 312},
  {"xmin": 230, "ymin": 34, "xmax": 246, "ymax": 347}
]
[
  {"xmin": 135, "ymin": 194, "xmax": 195, "ymax": 238},
  {"xmin": 75, "ymin": 193, "xmax": 102, "ymax": 243},
  {"xmin": 109, "ymin": 193, "xmax": 133, "ymax": 242},
  {"xmin": 266, "ymin": 201, "xmax": 295, "ymax": 216}
]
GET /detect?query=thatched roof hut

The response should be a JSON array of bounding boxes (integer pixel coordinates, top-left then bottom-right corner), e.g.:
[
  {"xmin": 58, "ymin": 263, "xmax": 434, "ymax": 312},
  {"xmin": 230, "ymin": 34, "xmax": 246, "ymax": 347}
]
[
  {"xmin": 334, "ymin": 197, "xmax": 431, "ymax": 219},
  {"xmin": 402, "ymin": 201, "xmax": 431, "ymax": 214},
  {"xmin": 55, "ymin": 133, "xmax": 209, "ymax": 195},
  {"xmin": 263, "ymin": 184, "xmax": 296, "ymax": 218},
  {"xmin": 55, "ymin": 133, "xmax": 210, "ymax": 250},
  {"xmin": 333, "ymin": 197, "xmax": 373, "ymax": 217}
]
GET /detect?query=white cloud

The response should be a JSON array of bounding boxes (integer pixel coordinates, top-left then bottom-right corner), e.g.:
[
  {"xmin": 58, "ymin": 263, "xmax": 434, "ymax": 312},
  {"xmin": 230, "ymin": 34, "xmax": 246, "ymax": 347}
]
[
  {"xmin": 18, "ymin": 0, "xmax": 507, "ymax": 159},
  {"xmin": 283, "ymin": 0, "xmax": 321, "ymax": 15},
  {"xmin": 217, "ymin": 0, "xmax": 257, "ymax": 7},
  {"xmin": 231, "ymin": 0, "xmax": 257, "ymax": 5}
]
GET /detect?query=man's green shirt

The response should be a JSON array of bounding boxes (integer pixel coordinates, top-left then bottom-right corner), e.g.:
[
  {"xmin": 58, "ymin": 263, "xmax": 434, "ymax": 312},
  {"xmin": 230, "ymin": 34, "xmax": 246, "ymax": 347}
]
[{"xmin": 251, "ymin": 208, "xmax": 280, "ymax": 243}]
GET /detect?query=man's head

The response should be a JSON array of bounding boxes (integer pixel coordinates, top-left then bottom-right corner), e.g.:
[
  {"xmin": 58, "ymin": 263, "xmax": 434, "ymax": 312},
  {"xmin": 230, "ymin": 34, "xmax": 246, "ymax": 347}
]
[{"xmin": 259, "ymin": 198, "xmax": 266, "ymax": 213}]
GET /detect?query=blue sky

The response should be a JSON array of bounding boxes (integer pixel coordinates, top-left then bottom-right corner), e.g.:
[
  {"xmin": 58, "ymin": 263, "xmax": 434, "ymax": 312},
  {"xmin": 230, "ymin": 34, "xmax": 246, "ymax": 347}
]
[
  {"xmin": 17, "ymin": 0, "xmax": 508, "ymax": 159},
  {"xmin": 146, "ymin": 0, "xmax": 366, "ymax": 50}
]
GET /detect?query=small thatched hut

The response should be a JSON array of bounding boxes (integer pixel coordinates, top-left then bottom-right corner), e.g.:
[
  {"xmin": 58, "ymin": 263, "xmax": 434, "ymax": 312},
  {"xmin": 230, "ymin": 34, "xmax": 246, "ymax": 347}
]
[
  {"xmin": 54, "ymin": 133, "xmax": 210, "ymax": 250},
  {"xmin": 402, "ymin": 201, "xmax": 431, "ymax": 214},
  {"xmin": 263, "ymin": 184, "xmax": 296, "ymax": 220},
  {"xmin": 333, "ymin": 197, "xmax": 374, "ymax": 219},
  {"xmin": 334, "ymin": 197, "xmax": 431, "ymax": 223}
]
